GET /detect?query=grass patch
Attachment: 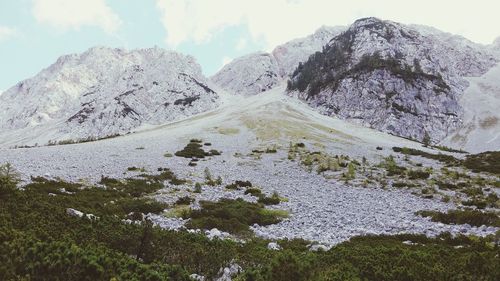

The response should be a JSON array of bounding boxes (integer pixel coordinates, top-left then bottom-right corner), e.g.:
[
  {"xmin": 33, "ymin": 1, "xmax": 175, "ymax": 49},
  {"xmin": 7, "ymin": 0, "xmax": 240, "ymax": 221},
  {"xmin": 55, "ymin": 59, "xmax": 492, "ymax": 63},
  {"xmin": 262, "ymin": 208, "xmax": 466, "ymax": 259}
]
[{"xmin": 418, "ymin": 209, "xmax": 500, "ymax": 227}]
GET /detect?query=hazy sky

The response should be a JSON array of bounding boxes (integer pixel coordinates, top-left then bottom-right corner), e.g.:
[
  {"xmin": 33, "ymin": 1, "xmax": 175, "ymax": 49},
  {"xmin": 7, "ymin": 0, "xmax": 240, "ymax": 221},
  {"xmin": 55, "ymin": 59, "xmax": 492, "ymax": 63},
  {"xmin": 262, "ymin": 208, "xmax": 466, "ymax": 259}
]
[{"xmin": 1, "ymin": 0, "xmax": 499, "ymax": 92}]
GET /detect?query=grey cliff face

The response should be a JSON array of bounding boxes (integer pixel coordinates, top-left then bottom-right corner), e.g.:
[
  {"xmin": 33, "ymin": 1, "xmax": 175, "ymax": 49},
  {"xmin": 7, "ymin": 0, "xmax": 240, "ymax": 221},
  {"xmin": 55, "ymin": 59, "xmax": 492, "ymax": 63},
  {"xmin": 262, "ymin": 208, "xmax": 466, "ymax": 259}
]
[{"xmin": 287, "ymin": 17, "xmax": 497, "ymax": 143}]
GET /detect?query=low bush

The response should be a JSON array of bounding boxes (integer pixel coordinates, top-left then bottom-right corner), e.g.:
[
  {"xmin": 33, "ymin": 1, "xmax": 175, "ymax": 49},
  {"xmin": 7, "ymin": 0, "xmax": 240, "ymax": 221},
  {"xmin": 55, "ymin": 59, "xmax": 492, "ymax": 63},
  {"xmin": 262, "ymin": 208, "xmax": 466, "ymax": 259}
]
[
  {"xmin": 462, "ymin": 199, "xmax": 487, "ymax": 209},
  {"xmin": 463, "ymin": 151, "xmax": 500, "ymax": 175},
  {"xmin": 258, "ymin": 192, "xmax": 282, "ymax": 205},
  {"xmin": 407, "ymin": 169, "xmax": 430, "ymax": 180},
  {"xmin": 175, "ymin": 196, "xmax": 194, "ymax": 205},
  {"xmin": 392, "ymin": 147, "xmax": 458, "ymax": 165},
  {"xmin": 417, "ymin": 209, "xmax": 500, "ymax": 227},
  {"xmin": 245, "ymin": 187, "xmax": 262, "ymax": 197},
  {"xmin": 226, "ymin": 180, "xmax": 253, "ymax": 190},
  {"xmin": 183, "ymin": 198, "xmax": 286, "ymax": 235},
  {"xmin": 175, "ymin": 139, "xmax": 222, "ymax": 159},
  {"xmin": 175, "ymin": 140, "xmax": 206, "ymax": 158}
]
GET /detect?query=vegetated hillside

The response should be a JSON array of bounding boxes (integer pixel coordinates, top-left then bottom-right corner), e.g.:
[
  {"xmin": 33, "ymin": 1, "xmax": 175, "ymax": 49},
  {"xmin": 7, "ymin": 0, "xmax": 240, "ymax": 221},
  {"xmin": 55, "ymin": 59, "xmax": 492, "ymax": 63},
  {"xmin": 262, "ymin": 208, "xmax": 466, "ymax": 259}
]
[
  {"xmin": 0, "ymin": 47, "xmax": 220, "ymax": 145},
  {"xmin": 287, "ymin": 17, "xmax": 498, "ymax": 144},
  {"xmin": 212, "ymin": 26, "xmax": 345, "ymax": 96}
]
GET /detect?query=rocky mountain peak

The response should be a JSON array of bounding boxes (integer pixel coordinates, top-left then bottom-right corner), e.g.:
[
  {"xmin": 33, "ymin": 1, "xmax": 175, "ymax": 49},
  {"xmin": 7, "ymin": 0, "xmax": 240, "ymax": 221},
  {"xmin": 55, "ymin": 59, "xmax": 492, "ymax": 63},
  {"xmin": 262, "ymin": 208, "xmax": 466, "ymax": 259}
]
[
  {"xmin": 0, "ymin": 46, "xmax": 219, "ymax": 145},
  {"xmin": 286, "ymin": 18, "xmax": 498, "ymax": 143}
]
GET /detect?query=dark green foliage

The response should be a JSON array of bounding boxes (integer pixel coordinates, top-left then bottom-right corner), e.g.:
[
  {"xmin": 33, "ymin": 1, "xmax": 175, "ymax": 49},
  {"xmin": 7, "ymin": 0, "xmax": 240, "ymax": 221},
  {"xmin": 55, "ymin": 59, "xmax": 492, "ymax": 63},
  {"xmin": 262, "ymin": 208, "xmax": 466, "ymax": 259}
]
[
  {"xmin": 287, "ymin": 39, "xmax": 450, "ymax": 98},
  {"xmin": 24, "ymin": 178, "xmax": 168, "ymax": 218},
  {"xmin": 422, "ymin": 131, "xmax": 431, "ymax": 147},
  {"xmin": 436, "ymin": 181, "xmax": 459, "ymax": 190},
  {"xmin": 0, "ymin": 163, "xmax": 20, "ymax": 196},
  {"xmin": 175, "ymin": 140, "xmax": 206, "ymax": 158},
  {"xmin": 257, "ymin": 192, "xmax": 281, "ymax": 205},
  {"xmin": 226, "ymin": 180, "xmax": 253, "ymax": 190},
  {"xmin": 208, "ymin": 149, "xmax": 222, "ymax": 156},
  {"xmin": 183, "ymin": 199, "xmax": 283, "ymax": 235},
  {"xmin": 463, "ymin": 151, "xmax": 500, "ymax": 175},
  {"xmin": 418, "ymin": 209, "xmax": 500, "ymax": 227},
  {"xmin": 380, "ymin": 155, "xmax": 406, "ymax": 176},
  {"xmin": 407, "ymin": 169, "xmax": 430, "ymax": 180},
  {"xmin": 241, "ymin": 233, "xmax": 500, "ymax": 281},
  {"xmin": 175, "ymin": 196, "xmax": 194, "ymax": 205},
  {"xmin": 461, "ymin": 187, "xmax": 484, "ymax": 197},
  {"xmin": 392, "ymin": 182, "xmax": 409, "ymax": 188},
  {"xmin": 462, "ymin": 199, "xmax": 488, "ymax": 209},
  {"xmin": 0, "ymin": 235, "xmax": 187, "ymax": 281},
  {"xmin": 1, "ymin": 181, "xmax": 499, "ymax": 281},
  {"xmin": 245, "ymin": 187, "xmax": 263, "ymax": 197},
  {"xmin": 432, "ymin": 145, "xmax": 468, "ymax": 153},
  {"xmin": 139, "ymin": 169, "xmax": 186, "ymax": 186},
  {"xmin": 392, "ymin": 147, "xmax": 459, "ymax": 165},
  {"xmin": 175, "ymin": 139, "xmax": 222, "ymax": 158}
]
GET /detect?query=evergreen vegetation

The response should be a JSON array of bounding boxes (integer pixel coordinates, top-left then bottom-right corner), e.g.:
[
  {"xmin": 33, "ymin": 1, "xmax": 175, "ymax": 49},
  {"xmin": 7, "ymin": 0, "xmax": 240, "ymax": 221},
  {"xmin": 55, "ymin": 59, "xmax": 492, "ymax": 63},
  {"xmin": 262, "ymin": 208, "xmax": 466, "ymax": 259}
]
[
  {"xmin": 1, "ymin": 164, "xmax": 499, "ymax": 280},
  {"xmin": 287, "ymin": 35, "xmax": 450, "ymax": 99}
]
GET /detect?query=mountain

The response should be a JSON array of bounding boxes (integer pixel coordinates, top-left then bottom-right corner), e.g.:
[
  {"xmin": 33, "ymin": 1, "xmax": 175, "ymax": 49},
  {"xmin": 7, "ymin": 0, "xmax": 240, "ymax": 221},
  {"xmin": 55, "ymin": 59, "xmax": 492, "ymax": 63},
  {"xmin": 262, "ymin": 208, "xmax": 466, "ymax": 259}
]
[
  {"xmin": 211, "ymin": 52, "xmax": 281, "ymax": 96},
  {"xmin": 0, "ymin": 47, "xmax": 219, "ymax": 145},
  {"xmin": 272, "ymin": 26, "xmax": 347, "ymax": 76},
  {"xmin": 211, "ymin": 26, "xmax": 345, "ymax": 96},
  {"xmin": 287, "ymin": 17, "xmax": 498, "ymax": 144},
  {"xmin": 441, "ymin": 63, "xmax": 500, "ymax": 152}
]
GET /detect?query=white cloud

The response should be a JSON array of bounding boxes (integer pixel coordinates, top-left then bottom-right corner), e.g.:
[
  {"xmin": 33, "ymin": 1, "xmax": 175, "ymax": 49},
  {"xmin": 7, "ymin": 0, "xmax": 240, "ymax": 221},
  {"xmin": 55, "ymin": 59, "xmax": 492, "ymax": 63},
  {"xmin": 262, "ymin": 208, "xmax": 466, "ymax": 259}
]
[
  {"xmin": 32, "ymin": 0, "xmax": 122, "ymax": 33},
  {"xmin": 0, "ymin": 26, "xmax": 17, "ymax": 41},
  {"xmin": 156, "ymin": 0, "xmax": 500, "ymax": 49}
]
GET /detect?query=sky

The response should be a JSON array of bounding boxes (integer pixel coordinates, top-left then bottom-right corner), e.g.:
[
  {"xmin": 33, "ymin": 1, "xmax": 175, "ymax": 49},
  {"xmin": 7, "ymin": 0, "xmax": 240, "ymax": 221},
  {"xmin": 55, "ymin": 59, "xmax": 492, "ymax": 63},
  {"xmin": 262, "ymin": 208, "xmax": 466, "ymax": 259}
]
[{"xmin": 0, "ymin": 0, "xmax": 499, "ymax": 92}]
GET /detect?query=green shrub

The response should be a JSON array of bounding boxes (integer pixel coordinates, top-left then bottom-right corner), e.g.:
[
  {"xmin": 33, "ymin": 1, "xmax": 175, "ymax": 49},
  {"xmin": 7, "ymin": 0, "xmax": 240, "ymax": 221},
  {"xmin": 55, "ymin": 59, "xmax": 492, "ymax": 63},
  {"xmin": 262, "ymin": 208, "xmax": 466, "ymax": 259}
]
[
  {"xmin": 392, "ymin": 147, "xmax": 458, "ymax": 165},
  {"xmin": 0, "ymin": 163, "xmax": 20, "ymax": 195},
  {"xmin": 175, "ymin": 141, "xmax": 206, "ymax": 158},
  {"xmin": 462, "ymin": 199, "xmax": 487, "ymax": 209},
  {"xmin": 245, "ymin": 187, "xmax": 262, "ymax": 197},
  {"xmin": 463, "ymin": 151, "xmax": 500, "ymax": 175},
  {"xmin": 258, "ymin": 192, "xmax": 282, "ymax": 205},
  {"xmin": 407, "ymin": 169, "xmax": 430, "ymax": 180},
  {"xmin": 183, "ymin": 199, "xmax": 285, "ymax": 235},
  {"xmin": 417, "ymin": 209, "xmax": 500, "ymax": 227},
  {"xmin": 194, "ymin": 183, "xmax": 202, "ymax": 193},
  {"xmin": 176, "ymin": 196, "xmax": 194, "ymax": 205}
]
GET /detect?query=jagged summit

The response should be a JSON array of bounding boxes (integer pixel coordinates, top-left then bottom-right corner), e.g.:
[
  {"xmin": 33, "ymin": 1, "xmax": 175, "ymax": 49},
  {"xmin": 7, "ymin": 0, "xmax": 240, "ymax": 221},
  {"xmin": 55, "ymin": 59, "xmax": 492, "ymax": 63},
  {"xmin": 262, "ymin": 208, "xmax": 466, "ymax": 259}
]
[
  {"xmin": 287, "ymin": 18, "xmax": 498, "ymax": 144},
  {"xmin": 211, "ymin": 25, "xmax": 346, "ymax": 96},
  {"xmin": 211, "ymin": 52, "xmax": 281, "ymax": 96},
  {"xmin": 0, "ymin": 46, "xmax": 219, "ymax": 145}
]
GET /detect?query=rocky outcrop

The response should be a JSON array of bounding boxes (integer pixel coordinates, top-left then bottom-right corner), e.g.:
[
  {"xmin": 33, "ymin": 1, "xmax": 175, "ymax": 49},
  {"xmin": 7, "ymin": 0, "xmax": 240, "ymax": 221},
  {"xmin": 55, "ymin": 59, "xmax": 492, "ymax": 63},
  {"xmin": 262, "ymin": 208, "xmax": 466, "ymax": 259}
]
[
  {"xmin": 211, "ymin": 52, "xmax": 281, "ymax": 96},
  {"xmin": 272, "ymin": 26, "xmax": 346, "ymax": 76},
  {"xmin": 212, "ymin": 26, "xmax": 345, "ymax": 96},
  {"xmin": 287, "ymin": 17, "xmax": 498, "ymax": 143},
  {"xmin": 0, "ymin": 47, "xmax": 220, "ymax": 144}
]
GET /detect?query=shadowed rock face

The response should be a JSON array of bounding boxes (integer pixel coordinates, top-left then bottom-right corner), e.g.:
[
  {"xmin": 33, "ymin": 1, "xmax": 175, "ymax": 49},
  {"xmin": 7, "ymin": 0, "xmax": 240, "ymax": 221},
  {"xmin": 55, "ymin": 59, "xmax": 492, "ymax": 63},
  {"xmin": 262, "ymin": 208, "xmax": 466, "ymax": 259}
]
[
  {"xmin": 287, "ymin": 17, "xmax": 497, "ymax": 143},
  {"xmin": 0, "ymin": 47, "xmax": 220, "ymax": 142}
]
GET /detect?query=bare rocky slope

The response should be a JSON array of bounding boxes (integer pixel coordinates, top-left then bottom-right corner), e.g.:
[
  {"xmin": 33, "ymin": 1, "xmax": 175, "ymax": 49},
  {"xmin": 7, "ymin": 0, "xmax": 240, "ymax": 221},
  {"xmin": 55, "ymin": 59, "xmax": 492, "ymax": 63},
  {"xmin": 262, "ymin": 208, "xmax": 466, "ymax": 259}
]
[
  {"xmin": 286, "ymin": 17, "xmax": 498, "ymax": 144},
  {"xmin": 0, "ymin": 47, "xmax": 219, "ymax": 145}
]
